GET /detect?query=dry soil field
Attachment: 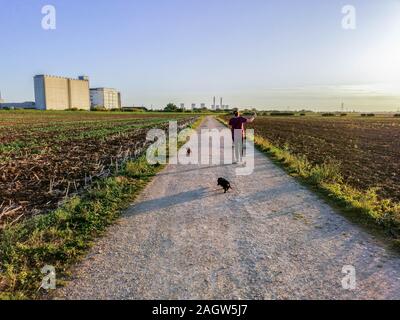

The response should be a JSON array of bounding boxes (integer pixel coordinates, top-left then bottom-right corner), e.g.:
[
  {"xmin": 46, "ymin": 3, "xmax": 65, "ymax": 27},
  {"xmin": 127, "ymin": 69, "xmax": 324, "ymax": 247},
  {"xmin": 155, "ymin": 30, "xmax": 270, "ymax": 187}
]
[
  {"xmin": 242, "ymin": 115, "xmax": 400, "ymax": 204},
  {"xmin": 0, "ymin": 111, "xmax": 197, "ymax": 226}
]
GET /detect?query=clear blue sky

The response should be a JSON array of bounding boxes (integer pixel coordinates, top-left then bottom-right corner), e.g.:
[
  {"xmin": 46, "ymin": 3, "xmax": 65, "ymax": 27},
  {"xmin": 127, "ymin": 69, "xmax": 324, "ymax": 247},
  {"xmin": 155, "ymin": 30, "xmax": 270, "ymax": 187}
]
[{"xmin": 1, "ymin": 0, "xmax": 400, "ymax": 111}]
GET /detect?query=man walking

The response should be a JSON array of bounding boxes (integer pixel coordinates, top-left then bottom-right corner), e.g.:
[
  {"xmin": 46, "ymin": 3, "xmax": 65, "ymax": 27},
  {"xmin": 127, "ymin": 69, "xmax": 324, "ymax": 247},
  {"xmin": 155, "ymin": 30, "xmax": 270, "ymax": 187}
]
[{"xmin": 229, "ymin": 111, "xmax": 255, "ymax": 164}]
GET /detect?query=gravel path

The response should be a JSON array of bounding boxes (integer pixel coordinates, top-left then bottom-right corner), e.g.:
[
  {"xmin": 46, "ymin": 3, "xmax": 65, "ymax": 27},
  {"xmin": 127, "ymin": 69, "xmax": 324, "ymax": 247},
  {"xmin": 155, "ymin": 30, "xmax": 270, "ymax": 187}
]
[{"xmin": 57, "ymin": 117, "xmax": 400, "ymax": 300}]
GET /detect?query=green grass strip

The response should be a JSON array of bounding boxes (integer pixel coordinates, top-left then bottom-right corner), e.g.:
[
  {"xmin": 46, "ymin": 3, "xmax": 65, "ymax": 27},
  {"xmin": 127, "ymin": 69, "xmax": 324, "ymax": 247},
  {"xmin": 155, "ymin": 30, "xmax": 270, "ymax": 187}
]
[{"xmin": 0, "ymin": 157, "xmax": 158, "ymax": 300}]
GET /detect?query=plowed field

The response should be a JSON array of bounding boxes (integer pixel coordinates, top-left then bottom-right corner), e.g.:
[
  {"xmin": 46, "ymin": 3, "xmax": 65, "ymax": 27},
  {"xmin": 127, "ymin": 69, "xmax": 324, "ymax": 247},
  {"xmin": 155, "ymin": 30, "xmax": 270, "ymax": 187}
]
[
  {"xmin": 0, "ymin": 111, "xmax": 197, "ymax": 226},
  {"xmin": 228, "ymin": 115, "xmax": 400, "ymax": 203}
]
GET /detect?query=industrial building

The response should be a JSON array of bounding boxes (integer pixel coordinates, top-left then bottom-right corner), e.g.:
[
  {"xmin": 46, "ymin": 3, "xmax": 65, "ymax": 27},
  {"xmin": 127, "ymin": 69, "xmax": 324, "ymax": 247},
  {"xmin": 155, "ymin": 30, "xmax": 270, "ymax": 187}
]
[
  {"xmin": 34, "ymin": 75, "xmax": 91, "ymax": 110},
  {"xmin": 90, "ymin": 88, "xmax": 121, "ymax": 110}
]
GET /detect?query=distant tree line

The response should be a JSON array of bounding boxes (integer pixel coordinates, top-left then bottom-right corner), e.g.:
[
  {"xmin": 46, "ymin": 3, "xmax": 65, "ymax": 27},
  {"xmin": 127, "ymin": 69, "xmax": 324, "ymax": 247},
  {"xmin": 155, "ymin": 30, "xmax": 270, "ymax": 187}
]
[{"xmin": 163, "ymin": 103, "xmax": 232, "ymax": 113}]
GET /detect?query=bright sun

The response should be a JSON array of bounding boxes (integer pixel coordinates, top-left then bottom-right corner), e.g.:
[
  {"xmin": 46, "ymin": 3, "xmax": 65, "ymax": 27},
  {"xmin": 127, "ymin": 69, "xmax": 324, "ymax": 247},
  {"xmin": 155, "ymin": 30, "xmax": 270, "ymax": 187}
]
[{"xmin": 361, "ymin": 8, "xmax": 400, "ymax": 83}]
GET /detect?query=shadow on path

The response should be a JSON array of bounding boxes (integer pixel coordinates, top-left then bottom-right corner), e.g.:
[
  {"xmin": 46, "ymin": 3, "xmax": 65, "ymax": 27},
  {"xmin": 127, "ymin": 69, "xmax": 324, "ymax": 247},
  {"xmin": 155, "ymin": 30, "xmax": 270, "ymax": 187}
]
[
  {"xmin": 157, "ymin": 163, "xmax": 233, "ymax": 177},
  {"xmin": 126, "ymin": 187, "xmax": 222, "ymax": 216}
]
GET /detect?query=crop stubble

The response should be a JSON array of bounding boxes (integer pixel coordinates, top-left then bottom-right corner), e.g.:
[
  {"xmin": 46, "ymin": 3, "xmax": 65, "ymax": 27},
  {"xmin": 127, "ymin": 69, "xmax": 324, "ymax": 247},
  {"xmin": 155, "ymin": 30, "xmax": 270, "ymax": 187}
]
[{"xmin": 0, "ymin": 112, "xmax": 197, "ymax": 226}]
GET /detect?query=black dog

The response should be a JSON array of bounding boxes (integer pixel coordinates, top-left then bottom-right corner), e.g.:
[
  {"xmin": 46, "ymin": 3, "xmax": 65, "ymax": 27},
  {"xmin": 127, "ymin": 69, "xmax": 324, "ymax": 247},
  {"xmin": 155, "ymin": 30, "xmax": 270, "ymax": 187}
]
[{"xmin": 218, "ymin": 178, "xmax": 232, "ymax": 193}]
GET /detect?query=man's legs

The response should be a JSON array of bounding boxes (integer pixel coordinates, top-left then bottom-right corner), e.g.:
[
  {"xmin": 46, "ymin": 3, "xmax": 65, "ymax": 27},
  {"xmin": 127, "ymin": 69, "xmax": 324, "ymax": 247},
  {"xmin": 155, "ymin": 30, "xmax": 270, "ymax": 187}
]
[{"xmin": 233, "ymin": 130, "xmax": 243, "ymax": 163}]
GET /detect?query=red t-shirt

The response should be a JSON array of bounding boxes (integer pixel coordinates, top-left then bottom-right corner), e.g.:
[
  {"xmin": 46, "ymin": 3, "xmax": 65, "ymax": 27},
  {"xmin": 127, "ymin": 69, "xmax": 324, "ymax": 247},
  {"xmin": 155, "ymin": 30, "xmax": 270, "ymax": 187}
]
[{"xmin": 229, "ymin": 116, "xmax": 248, "ymax": 130}]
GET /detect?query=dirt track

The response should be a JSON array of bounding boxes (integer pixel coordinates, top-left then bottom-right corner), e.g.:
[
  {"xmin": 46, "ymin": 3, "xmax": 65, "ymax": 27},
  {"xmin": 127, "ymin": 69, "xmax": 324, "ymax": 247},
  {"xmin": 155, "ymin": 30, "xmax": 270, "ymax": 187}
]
[{"xmin": 57, "ymin": 117, "xmax": 400, "ymax": 300}]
